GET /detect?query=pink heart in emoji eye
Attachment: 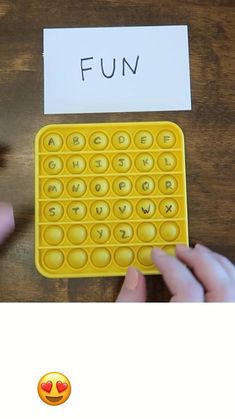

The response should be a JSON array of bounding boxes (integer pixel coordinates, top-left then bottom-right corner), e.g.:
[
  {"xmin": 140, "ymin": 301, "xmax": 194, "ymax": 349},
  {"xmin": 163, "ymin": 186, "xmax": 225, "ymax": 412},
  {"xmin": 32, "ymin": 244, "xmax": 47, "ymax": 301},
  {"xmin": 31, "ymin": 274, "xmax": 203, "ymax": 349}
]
[
  {"xmin": 41, "ymin": 381, "xmax": 52, "ymax": 393},
  {"xmin": 56, "ymin": 381, "xmax": 68, "ymax": 393}
]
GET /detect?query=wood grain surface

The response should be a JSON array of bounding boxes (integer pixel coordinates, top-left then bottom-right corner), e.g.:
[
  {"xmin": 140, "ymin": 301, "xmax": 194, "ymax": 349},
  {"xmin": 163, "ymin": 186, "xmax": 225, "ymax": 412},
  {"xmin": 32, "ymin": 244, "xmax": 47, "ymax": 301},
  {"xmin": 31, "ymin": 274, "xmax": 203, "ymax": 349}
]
[{"xmin": 0, "ymin": 0, "xmax": 234, "ymax": 302}]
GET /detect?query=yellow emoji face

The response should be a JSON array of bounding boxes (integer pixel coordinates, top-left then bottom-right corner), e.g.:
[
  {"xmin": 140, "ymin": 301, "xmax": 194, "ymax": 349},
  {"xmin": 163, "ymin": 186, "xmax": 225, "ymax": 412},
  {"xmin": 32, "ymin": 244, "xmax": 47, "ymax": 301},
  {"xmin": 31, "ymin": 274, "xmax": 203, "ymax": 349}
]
[{"xmin": 38, "ymin": 372, "xmax": 71, "ymax": 406}]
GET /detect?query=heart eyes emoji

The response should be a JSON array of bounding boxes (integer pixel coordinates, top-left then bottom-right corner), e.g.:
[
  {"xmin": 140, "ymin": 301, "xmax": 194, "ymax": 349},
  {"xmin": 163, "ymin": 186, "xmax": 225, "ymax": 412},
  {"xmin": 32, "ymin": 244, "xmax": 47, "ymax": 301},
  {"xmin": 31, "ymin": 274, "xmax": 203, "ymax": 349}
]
[
  {"xmin": 38, "ymin": 372, "xmax": 71, "ymax": 406},
  {"xmin": 41, "ymin": 380, "xmax": 68, "ymax": 393}
]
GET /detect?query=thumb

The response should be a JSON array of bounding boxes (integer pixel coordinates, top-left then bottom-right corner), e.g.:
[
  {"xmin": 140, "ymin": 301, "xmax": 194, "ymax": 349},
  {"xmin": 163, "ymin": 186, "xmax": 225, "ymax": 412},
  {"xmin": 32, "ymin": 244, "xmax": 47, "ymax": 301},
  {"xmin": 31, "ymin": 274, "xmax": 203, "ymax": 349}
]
[
  {"xmin": 116, "ymin": 266, "xmax": 146, "ymax": 302},
  {"xmin": 0, "ymin": 202, "xmax": 15, "ymax": 244}
]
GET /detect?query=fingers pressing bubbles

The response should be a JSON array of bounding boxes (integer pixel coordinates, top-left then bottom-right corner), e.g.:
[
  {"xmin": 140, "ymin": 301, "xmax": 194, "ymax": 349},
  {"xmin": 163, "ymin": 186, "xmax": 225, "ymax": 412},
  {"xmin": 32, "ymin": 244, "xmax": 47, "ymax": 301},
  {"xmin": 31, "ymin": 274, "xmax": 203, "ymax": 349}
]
[{"xmin": 151, "ymin": 247, "xmax": 204, "ymax": 302}]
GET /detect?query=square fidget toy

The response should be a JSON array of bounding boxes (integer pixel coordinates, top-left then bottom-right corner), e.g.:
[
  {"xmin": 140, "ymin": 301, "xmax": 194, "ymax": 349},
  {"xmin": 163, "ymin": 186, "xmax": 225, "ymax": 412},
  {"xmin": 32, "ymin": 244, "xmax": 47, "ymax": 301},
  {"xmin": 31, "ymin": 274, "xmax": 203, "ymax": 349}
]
[{"xmin": 35, "ymin": 121, "xmax": 188, "ymax": 278}]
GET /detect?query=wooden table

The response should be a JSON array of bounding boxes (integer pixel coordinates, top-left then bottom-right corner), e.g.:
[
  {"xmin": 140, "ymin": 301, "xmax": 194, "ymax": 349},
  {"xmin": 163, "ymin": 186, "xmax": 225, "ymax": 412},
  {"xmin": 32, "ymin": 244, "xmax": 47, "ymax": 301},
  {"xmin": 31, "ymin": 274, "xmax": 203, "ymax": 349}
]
[{"xmin": 0, "ymin": 0, "xmax": 234, "ymax": 302}]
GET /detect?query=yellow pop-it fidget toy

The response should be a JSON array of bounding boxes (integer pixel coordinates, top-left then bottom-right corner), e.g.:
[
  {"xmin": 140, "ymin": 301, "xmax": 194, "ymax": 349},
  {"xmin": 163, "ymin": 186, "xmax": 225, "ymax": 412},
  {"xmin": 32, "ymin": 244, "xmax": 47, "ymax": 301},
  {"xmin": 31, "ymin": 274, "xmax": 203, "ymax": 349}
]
[{"xmin": 35, "ymin": 122, "xmax": 188, "ymax": 278}]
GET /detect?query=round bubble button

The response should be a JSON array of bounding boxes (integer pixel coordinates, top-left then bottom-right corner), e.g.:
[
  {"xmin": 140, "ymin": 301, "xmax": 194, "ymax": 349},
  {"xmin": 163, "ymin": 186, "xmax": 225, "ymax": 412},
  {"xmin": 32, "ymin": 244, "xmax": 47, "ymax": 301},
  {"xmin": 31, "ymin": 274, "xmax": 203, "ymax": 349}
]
[
  {"xmin": 135, "ymin": 176, "xmax": 155, "ymax": 195},
  {"xmin": 114, "ymin": 247, "xmax": 134, "ymax": 267},
  {"xmin": 112, "ymin": 131, "xmax": 131, "ymax": 149},
  {"xmin": 67, "ymin": 225, "xmax": 87, "ymax": 245},
  {"xmin": 68, "ymin": 249, "xmax": 88, "ymax": 269},
  {"xmin": 90, "ymin": 177, "xmax": 109, "ymax": 196},
  {"xmin": 159, "ymin": 198, "xmax": 179, "ymax": 218},
  {"xmin": 113, "ymin": 177, "xmax": 132, "ymax": 196},
  {"xmin": 134, "ymin": 131, "xmax": 153, "ymax": 149},
  {"xmin": 136, "ymin": 199, "xmax": 156, "ymax": 218},
  {"xmin": 162, "ymin": 245, "xmax": 176, "ymax": 256},
  {"xmin": 43, "ymin": 202, "xmax": 64, "ymax": 222},
  {"xmin": 67, "ymin": 201, "xmax": 87, "ymax": 221},
  {"xmin": 113, "ymin": 200, "xmax": 133, "ymax": 219},
  {"xmin": 160, "ymin": 222, "xmax": 179, "ymax": 241},
  {"xmin": 43, "ymin": 133, "xmax": 63, "ymax": 152},
  {"xmin": 157, "ymin": 130, "xmax": 176, "ymax": 148},
  {"xmin": 135, "ymin": 153, "xmax": 154, "ymax": 172},
  {"xmin": 67, "ymin": 178, "xmax": 86, "ymax": 197},
  {"xmin": 89, "ymin": 132, "xmax": 108, "ymax": 150},
  {"xmin": 44, "ymin": 226, "xmax": 64, "ymax": 245},
  {"xmin": 43, "ymin": 179, "xmax": 63, "ymax": 198},
  {"xmin": 137, "ymin": 223, "xmax": 157, "ymax": 242},
  {"xmin": 137, "ymin": 246, "xmax": 154, "ymax": 266},
  {"xmin": 91, "ymin": 224, "xmax": 111, "ymax": 244},
  {"xmin": 114, "ymin": 223, "xmax": 133, "ymax": 243},
  {"xmin": 89, "ymin": 154, "xmax": 109, "ymax": 173},
  {"xmin": 90, "ymin": 200, "xmax": 110, "ymax": 220},
  {"xmin": 91, "ymin": 248, "xmax": 111, "ymax": 268},
  {"xmin": 67, "ymin": 156, "xmax": 86, "ymax": 174},
  {"xmin": 67, "ymin": 132, "xmax": 85, "ymax": 151},
  {"xmin": 43, "ymin": 156, "xmax": 63, "ymax": 175},
  {"xmin": 158, "ymin": 175, "xmax": 178, "ymax": 195},
  {"xmin": 43, "ymin": 250, "xmax": 64, "ymax": 270},
  {"xmin": 157, "ymin": 152, "xmax": 177, "ymax": 171},
  {"xmin": 112, "ymin": 154, "xmax": 131, "ymax": 173}
]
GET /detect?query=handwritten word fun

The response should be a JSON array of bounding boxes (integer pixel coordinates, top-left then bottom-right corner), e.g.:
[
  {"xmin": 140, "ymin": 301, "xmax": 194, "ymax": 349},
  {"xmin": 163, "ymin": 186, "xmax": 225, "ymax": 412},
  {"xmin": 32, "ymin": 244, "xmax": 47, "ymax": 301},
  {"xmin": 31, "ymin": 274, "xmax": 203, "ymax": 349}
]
[{"xmin": 80, "ymin": 56, "xmax": 140, "ymax": 81}]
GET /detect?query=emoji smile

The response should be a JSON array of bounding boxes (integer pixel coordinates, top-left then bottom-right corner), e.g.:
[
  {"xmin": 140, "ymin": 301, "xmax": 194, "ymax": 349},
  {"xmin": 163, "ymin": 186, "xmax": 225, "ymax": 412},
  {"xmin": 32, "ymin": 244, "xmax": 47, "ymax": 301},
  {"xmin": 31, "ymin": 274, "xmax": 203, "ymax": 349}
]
[{"xmin": 46, "ymin": 396, "xmax": 63, "ymax": 402}]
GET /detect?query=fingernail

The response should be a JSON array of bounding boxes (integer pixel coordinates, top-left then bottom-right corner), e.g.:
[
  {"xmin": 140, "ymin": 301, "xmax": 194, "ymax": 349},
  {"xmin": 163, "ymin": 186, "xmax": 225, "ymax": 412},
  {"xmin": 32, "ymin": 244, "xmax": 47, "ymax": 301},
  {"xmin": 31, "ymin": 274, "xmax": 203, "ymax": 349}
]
[
  {"xmin": 0, "ymin": 202, "xmax": 15, "ymax": 244},
  {"xmin": 176, "ymin": 244, "xmax": 190, "ymax": 252},
  {"xmin": 124, "ymin": 266, "xmax": 141, "ymax": 291},
  {"xmin": 195, "ymin": 243, "xmax": 211, "ymax": 252}
]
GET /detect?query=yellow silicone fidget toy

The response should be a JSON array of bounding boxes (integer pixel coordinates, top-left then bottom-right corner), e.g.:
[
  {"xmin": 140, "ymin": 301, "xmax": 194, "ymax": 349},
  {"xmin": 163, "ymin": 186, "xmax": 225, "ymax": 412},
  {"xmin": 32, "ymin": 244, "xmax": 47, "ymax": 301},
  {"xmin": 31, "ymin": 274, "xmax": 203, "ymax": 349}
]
[{"xmin": 35, "ymin": 121, "xmax": 188, "ymax": 278}]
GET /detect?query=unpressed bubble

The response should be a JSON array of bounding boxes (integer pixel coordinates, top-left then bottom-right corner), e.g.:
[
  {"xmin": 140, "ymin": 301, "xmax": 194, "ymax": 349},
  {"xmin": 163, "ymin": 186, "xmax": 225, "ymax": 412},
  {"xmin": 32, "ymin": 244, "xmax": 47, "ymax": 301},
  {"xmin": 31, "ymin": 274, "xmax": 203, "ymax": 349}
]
[
  {"xmin": 90, "ymin": 200, "xmax": 110, "ymax": 220},
  {"xmin": 158, "ymin": 175, "xmax": 178, "ymax": 194},
  {"xmin": 162, "ymin": 245, "xmax": 176, "ymax": 256},
  {"xmin": 44, "ymin": 226, "xmax": 64, "ymax": 245},
  {"xmin": 68, "ymin": 249, "xmax": 88, "ymax": 269},
  {"xmin": 137, "ymin": 222, "xmax": 157, "ymax": 242},
  {"xmin": 137, "ymin": 246, "xmax": 154, "ymax": 266},
  {"xmin": 91, "ymin": 248, "xmax": 111, "ymax": 268},
  {"xmin": 113, "ymin": 199, "xmax": 133, "ymax": 219},
  {"xmin": 159, "ymin": 198, "xmax": 178, "ymax": 218},
  {"xmin": 160, "ymin": 222, "xmax": 179, "ymax": 241},
  {"xmin": 135, "ymin": 153, "xmax": 154, "ymax": 172},
  {"xmin": 114, "ymin": 247, "xmax": 134, "ymax": 267},
  {"xmin": 112, "ymin": 154, "xmax": 131, "ymax": 173},
  {"xmin": 44, "ymin": 250, "xmax": 64, "ymax": 270},
  {"xmin": 67, "ymin": 155, "xmax": 86, "ymax": 174},
  {"xmin": 43, "ymin": 133, "xmax": 63, "ymax": 152},
  {"xmin": 44, "ymin": 202, "xmax": 64, "ymax": 221},
  {"xmin": 43, "ymin": 156, "xmax": 63, "ymax": 175},
  {"xmin": 67, "ymin": 225, "xmax": 87, "ymax": 245},
  {"xmin": 134, "ymin": 131, "xmax": 153, "ymax": 149},
  {"xmin": 135, "ymin": 176, "xmax": 155, "ymax": 195},
  {"xmin": 90, "ymin": 177, "xmax": 109, "ymax": 196},
  {"xmin": 67, "ymin": 201, "xmax": 87, "ymax": 221},
  {"xmin": 67, "ymin": 132, "xmax": 85, "ymax": 151},
  {"xmin": 91, "ymin": 224, "xmax": 111, "ymax": 244},
  {"xmin": 89, "ymin": 154, "xmax": 109, "ymax": 173},
  {"xmin": 157, "ymin": 130, "xmax": 176, "ymax": 148},
  {"xmin": 157, "ymin": 152, "xmax": 177, "ymax": 171},
  {"xmin": 112, "ymin": 131, "xmax": 131, "ymax": 149},
  {"xmin": 44, "ymin": 179, "xmax": 63, "ymax": 198},
  {"xmin": 136, "ymin": 199, "xmax": 156, "ymax": 218},
  {"xmin": 67, "ymin": 178, "xmax": 86, "ymax": 197},
  {"xmin": 114, "ymin": 223, "xmax": 133, "ymax": 243},
  {"xmin": 89, "ymin": 132, "xmax": 108, "ymax": 150},
  {"xmin": 113, "ymin": 177, "xmax": 132, "ymax": 196}
]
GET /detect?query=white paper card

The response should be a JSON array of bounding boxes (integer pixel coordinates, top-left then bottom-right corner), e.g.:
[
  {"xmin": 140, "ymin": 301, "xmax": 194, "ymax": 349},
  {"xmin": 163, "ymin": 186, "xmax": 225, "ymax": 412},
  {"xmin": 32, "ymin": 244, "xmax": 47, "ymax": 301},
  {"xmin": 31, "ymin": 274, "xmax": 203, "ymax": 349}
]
[{"xmin": 43, "ymin": 26, "xmax": 191, "ymax": 114}]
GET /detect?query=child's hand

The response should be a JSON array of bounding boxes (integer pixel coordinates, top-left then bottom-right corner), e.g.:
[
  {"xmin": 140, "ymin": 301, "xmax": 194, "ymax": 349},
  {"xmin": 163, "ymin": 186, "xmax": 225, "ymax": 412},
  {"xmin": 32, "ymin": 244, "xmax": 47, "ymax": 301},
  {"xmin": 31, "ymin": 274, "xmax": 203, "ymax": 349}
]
[
  {"xmin": 0, "ymin": 202, "xmax": 15, "ymax": 244},
  {"xmin": 117, "ymin": 244, "xmax": 235, "ymax": 302}
]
